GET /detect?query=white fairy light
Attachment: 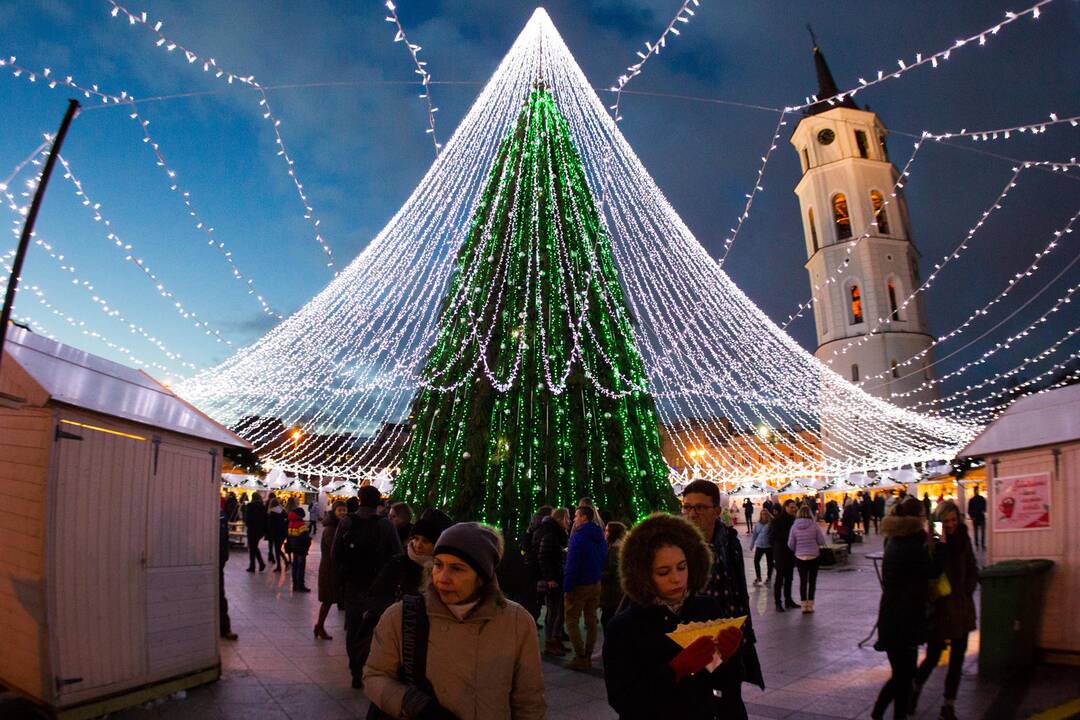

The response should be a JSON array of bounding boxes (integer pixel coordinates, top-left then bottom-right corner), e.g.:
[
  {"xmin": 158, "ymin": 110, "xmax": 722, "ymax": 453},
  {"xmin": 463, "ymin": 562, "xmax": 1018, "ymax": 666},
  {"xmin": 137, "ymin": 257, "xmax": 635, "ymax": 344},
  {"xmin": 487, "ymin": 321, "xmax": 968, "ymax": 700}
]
[
  {"xmin": 105, "ymin": 0, "xmax": 339, "ymax": 271},
  {"xmin": 924, "ymin": 112, "xmax": 1080, "ymax": 142},
  {"xmin": 0, "ymin": 59, "xmax": 284, "ymax": 319},
  {"xmin": 177, "ymin": 10, "xmax": 976, "ymax": 482},
  {"xmin": 55, "ymin": 153, "xmax": 234, "ymax": 346},
  {"xmin": 383, "ymin": 0, "xmax": 441, "ymax": 155}
]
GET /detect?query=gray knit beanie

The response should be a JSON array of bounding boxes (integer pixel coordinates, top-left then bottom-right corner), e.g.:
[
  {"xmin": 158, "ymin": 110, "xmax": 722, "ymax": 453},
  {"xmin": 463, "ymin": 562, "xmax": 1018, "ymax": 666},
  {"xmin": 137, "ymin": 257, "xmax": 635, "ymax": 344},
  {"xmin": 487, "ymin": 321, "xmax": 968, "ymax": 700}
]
[{"xmin": 433, "ymin": 522, "xmax": 503, "ymax": 581}]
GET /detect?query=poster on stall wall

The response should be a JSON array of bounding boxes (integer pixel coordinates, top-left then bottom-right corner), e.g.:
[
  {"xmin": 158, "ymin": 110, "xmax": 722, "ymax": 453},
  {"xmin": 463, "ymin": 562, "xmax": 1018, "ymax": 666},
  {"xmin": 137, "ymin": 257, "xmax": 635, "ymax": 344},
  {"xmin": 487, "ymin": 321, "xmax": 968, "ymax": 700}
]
[{"xmin": 993, "ymin": 472, "xmax": 1051, "ymax": 531}]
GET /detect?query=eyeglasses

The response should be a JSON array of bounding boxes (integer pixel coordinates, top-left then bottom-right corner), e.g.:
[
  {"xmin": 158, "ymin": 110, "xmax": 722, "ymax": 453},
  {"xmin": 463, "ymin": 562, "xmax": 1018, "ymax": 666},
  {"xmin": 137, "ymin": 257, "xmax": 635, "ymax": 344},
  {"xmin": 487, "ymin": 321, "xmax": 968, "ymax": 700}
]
[{"xmin": 680, "ymin": 503, "xmax": 715, "ymax": 514}]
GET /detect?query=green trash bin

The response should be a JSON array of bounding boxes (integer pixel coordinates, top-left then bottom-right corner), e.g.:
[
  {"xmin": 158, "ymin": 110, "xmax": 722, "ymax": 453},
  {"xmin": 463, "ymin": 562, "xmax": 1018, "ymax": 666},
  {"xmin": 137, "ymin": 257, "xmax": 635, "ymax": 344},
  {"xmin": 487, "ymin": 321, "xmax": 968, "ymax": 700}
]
[{"xmin": 978, "ymin": 559, "xmax": 1054, "ymax": 680}]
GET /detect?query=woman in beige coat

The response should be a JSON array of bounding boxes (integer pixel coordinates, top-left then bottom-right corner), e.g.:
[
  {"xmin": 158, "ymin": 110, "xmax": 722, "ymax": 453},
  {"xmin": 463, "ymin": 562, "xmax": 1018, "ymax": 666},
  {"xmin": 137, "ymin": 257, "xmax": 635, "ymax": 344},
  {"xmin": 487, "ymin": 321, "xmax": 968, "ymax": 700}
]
[{"xmin": 363, "ymin": 522, "xmax": 546, "ymax": 720}]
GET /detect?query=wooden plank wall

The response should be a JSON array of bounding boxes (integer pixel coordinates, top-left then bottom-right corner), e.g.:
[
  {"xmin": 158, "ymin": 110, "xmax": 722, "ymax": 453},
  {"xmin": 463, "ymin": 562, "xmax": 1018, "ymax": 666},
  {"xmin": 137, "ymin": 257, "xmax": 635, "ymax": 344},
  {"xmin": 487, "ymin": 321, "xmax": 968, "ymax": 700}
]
[
  {"xmin": 0, "ymin": 408, "xmax": 52, "ymax": 700},
  {"xmin": 51, "ymin": 410, "xmax": 150, "ymax": 705},
  {"xmin": 989, "ymin": 442, "xmax": 1078, "ymax": 653},
  {"xmin": 145, "ymin": 440, "xmax": 218, "ymax": 679}
]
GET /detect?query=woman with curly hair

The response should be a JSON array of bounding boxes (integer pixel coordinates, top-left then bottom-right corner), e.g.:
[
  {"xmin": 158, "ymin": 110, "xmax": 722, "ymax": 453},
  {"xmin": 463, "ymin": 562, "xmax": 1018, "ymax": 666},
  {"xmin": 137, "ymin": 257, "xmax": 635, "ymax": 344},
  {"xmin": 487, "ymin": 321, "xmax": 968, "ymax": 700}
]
[{"xmin": 602, "ymin": 513, "xmax": 745, "ymax": 720}]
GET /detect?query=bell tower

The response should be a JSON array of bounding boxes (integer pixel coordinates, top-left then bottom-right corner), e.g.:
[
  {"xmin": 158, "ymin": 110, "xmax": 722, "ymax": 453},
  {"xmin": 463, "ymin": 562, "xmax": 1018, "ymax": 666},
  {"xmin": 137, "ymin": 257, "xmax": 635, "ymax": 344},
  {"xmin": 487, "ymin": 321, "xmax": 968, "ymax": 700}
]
[{"xmin": 790, "ymin": 37, "xmax": 938, "ymax": 407}]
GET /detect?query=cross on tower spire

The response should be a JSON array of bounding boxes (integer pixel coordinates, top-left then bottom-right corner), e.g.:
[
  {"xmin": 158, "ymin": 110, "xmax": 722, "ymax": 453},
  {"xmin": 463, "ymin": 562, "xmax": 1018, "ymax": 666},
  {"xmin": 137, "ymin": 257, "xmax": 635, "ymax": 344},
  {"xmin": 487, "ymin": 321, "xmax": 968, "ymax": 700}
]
[{"xmin": 806, "ymin": 26, "xmax": 858, "ymax": 115}]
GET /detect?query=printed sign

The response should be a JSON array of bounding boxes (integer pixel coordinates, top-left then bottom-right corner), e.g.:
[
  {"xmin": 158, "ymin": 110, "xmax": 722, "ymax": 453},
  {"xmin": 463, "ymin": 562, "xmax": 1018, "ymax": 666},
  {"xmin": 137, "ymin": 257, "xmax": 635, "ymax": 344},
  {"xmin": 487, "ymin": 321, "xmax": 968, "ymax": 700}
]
[{"xmin": 993, "ymin": 472, "xmax": 1051, "ymax": 532}]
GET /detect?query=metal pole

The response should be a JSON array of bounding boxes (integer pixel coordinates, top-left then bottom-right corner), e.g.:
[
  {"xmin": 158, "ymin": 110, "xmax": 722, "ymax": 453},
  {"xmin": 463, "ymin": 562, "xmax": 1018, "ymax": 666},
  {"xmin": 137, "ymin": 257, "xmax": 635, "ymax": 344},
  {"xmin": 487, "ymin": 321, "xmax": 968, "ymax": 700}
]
[{"xmin": 0, "ymin": 99, "xmax": 80, "ymax": 370}]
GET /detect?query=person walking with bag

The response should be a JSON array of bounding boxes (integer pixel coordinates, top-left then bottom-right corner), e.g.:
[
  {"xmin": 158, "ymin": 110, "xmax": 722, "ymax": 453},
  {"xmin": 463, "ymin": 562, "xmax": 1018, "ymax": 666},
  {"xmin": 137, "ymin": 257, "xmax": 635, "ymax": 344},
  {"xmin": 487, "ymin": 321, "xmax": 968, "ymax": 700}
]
[
  {"xmin": 786, "ymin": 506, "xmax": 827, "ymax": 613},
  {"xmin": 602, "ymin": 513, "xmax": 746, "ymax": 720},
  {"xmin": 334, "ymin": 485, "xmax": 402, "ymax": 688},
  {"xmin": 364, "ymin": 522, "xmax": 546, "ymax": 720},
  {"xmin": 912, "ymin": 501, "xmax": 978, "ymax": 720},
  {"xmin": 871, "ymin": 497, "xmax": 943, "ymax": 720}
]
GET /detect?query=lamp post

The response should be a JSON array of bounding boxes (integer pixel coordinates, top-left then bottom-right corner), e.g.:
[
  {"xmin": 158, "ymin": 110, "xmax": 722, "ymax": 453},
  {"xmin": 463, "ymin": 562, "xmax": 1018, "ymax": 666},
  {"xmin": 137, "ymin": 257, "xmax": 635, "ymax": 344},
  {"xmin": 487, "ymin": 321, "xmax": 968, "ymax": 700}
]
[{"xmin": 0, "ymin": 99, "xmax": 80, "ymax": 371}]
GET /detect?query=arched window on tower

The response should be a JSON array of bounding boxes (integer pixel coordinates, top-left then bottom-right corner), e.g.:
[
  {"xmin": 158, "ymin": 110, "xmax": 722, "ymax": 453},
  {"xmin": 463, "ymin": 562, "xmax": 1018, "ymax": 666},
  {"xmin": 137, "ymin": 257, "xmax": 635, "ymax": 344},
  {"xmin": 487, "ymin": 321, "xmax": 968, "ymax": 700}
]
[
  {"xmin": 849, "ymin": 284, "xmax": 864, "ymax": 324},
  {"xmin": 854, "ymin": 130, "xmax": 869, "ymax": 158},
  {"xmin": 886, "ymin": 277, "xmax": 901, "ymax": 321},
  {"xmin": 870, "ymin": 190, "xmax": 890, "ymax": 234},
  {"xmin": 808, "ymin": 207, "xmax": 819, "ymax": 252},
  {"xmin": 851, "ymin": 364, "xmax": 860, "ymax": 382},
  {"xmin": 832, "ymin": 193, "xmax": 852, "ymax": 241},
  {"xmin": 801, "ymin": 148, "xmax": 810, "ymax": 173}
]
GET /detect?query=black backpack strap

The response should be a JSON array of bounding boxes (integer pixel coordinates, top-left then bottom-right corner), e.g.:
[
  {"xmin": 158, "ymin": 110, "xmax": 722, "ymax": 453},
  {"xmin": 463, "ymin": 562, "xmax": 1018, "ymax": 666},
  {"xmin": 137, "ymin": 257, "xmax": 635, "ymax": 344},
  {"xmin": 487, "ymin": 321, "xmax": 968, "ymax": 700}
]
[{"xmin": 400, "ymin": 594, "xmax": 431, "ymax": 692}]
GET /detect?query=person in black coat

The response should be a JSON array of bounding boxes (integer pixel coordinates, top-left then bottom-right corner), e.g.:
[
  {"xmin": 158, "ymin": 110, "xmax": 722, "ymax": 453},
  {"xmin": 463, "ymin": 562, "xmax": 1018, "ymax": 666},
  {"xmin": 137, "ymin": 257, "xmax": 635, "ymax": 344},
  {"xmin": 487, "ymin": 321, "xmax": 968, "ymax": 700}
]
[
  {"xmin": 871, "ymin": 497, "xmax": 943, "ymax": 720},
  {"xmin": 219, "ymin": 500, "xmax": 238, "ymax": 640},
  {"xmin": 603, "ymin": 513, "xmax": 745, "ymax": 720},
  {"xmin": 840, "ymin": 499, "xmax": 860, "ymax": 552},
  {"xmin": 769, "ymin": 499, "xmax": 799, "ymax": 612},
  {"xmin": 913, "ymin": 501, "xmax": 978, "ymax": 720},
  {"xmin": 266, "ymin": 497, "xmax": 289, "ymax": 571},
  {"xmin": 244, "ymin": 493, "xmax": 268, "ymax": 572},
  {"xmin": 535, "ymin": 508, "xmax": 570, "ymax": 656},
  {"xmin": 860, "ymin": 493, "xmax": 873, "ymax": 535},
  {"xmin": 967, "ymin": 487, "xmax": 987, "ymax": 549},
  {"xmin": 872, "ymin": 492, "xmax": 886, "ymax": 534},
  {"xmin": 823, "ymin": 498, "xmax": 840, "ymax": 533}
]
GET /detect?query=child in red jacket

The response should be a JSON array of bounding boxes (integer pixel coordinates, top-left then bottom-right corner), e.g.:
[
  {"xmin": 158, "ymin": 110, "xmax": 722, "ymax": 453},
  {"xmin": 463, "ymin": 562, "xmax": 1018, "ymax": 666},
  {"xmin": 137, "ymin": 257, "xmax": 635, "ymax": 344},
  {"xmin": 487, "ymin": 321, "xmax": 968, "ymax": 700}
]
[{"xmin": 287, "ymin": 507, "xmax": 312, "ymax": 592}]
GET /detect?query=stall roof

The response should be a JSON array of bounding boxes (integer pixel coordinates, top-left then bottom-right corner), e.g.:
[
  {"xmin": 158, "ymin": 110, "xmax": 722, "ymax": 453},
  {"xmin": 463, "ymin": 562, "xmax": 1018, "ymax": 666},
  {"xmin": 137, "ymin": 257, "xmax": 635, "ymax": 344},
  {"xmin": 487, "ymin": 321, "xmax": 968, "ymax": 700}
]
[
  {"xmin": 959, "ymin": 384, "xmax": 1080, "ymax": 458},
  {"xmin": 2, "ymin": 327, "xmax": 250, "ymax": 448}
]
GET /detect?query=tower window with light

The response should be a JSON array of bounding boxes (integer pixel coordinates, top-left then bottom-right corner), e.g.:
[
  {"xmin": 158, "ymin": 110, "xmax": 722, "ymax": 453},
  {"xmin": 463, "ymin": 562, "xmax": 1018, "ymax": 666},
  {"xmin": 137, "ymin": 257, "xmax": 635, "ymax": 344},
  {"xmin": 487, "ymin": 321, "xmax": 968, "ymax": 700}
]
[
  {"xmin": 850, "ymin": 284, "xmax": 864, "ymax": 324},
  {"xmin": 832, "ymin": 193, "xmax": 852, "ymax": 240},
  {"xmin": 870, "ymin": 190, "xmax": 890, "ymax": 234}
]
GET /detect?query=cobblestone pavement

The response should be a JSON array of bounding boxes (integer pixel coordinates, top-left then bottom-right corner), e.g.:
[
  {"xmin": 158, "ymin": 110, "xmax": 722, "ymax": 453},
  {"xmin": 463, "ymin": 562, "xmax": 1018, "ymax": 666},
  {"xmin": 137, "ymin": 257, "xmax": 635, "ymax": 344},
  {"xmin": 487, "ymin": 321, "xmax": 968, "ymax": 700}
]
[{"xmin": 108, "ymin": 526, "xmax": 1078, "ymax": 720}]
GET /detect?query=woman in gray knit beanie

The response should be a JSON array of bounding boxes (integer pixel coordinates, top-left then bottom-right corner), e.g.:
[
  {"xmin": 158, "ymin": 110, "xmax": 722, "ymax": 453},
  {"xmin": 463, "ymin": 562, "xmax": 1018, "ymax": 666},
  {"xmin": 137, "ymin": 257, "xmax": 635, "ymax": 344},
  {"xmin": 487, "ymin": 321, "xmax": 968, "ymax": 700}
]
[{"xmin": 363, "ymin": 521, "xmax": 547, "ymax": 720}]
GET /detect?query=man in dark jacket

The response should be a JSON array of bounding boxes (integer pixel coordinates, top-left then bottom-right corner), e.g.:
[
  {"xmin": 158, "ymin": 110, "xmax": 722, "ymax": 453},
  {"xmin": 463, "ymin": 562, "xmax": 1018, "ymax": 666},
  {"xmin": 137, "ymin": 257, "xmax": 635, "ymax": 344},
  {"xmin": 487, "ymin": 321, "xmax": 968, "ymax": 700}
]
[
  {"xmin": 770, "ymin": 499, "xmax": 799, "ymax": 611},
  {"xmin": 872, "ymin": 492, "xmax": 886, "ymax": 534},
  {"xmin": 244, "ymin": 493, "xmax": 267, "ymax": 572},
  {"xmin": 562, "ymin": 506, "xmax": 607, "ymax": 670},
  {"xmin": 681, "ymin": 480, "xmax": 765, "ymax": 716},
  {"xmin": 967, "ymin": 488, "xmax": 987, "ymax": 549},
  {"xmin": 521, "ymin": 505, "xmax": 553, "ymax": 620},
  {"xmin": 333, "ymin": 485, "xmax": 402, "ymax": 687},
  {"xmin": 840, "ymin": 499, "xmax": 860, "ymax": 552},
  {"xmin": 860, "ymin": 493, "xmax": 873, "ymax": 535},
  {"xmin": 535, "ymin": 507, "xmax": 570, "ymax": 657}
]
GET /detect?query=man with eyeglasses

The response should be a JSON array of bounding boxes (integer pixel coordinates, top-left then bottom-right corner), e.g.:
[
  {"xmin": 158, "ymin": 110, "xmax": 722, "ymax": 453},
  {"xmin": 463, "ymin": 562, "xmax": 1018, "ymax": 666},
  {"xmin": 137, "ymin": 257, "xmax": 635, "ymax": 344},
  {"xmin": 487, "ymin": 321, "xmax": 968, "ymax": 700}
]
[{"xmin": 680, "ymin": 480, "xmax": 764, "ymax": 718}]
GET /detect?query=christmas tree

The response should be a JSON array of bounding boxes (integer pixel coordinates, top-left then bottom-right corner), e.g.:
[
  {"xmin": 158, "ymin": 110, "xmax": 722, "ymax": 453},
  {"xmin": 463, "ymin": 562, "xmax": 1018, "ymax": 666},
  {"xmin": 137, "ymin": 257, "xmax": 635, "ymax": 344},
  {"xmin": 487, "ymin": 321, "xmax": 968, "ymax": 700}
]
[{"xmin": 394, "ymin": 83, "xmax": 676, "ymax": 535}]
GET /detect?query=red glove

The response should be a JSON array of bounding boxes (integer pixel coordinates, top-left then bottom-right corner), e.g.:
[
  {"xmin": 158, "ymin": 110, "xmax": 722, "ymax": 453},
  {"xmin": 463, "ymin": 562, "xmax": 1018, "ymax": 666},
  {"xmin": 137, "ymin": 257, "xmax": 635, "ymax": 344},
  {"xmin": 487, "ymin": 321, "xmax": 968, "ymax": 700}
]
[
  {"xmin": 669, "ymin": 636, "xmax": 716, "ymax": 682},
  {"xmin": 714, "ymin": 626, "xmax": 743, "ymax": 663}
]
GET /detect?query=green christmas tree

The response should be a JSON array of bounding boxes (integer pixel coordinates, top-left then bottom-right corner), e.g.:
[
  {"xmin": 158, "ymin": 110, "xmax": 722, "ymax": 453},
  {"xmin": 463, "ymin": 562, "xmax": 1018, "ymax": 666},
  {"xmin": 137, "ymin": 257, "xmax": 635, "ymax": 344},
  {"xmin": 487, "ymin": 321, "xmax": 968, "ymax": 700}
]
[{"xmin": 394, "ymin": 83, "xmax": 676, "ymax": 535}]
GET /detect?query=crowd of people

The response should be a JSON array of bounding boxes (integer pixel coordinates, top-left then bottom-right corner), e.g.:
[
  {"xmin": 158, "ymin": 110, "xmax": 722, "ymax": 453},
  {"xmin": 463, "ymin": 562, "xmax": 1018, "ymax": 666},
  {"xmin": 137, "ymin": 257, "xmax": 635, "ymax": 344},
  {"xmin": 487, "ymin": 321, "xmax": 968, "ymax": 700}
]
[{"xmin": 217, "ymin": 482, "xmax": 981, "ymax": 720}]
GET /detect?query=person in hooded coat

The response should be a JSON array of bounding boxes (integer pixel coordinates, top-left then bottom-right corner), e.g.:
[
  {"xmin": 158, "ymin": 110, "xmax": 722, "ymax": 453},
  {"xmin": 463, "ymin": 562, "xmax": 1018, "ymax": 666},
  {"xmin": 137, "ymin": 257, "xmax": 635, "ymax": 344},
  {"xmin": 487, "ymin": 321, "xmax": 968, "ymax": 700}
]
[
  {"xmin": 266, "ymin": 496, "xmax": 289, "ymax": 571},
  {"xmin": 602, "ymin": 513, "xmax": 746, "ymax": 720},
  {"xmin": 871, "ymin": 497, "xmax": 944, "ymax": 720},
  {"xmin": 912, "ymin": 501, "xmax": 978, "ymax": 720},
  {"xmin": 770, "ymin": 499, "xmax": 799, "ymax": 612}
]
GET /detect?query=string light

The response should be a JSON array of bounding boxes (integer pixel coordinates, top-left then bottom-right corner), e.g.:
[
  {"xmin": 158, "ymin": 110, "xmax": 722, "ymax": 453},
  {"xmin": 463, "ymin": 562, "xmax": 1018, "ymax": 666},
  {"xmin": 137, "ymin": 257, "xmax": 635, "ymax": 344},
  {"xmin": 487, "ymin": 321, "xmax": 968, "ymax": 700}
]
[
  {"xmin": 383, "ymin": 0, "xmax": 441, "ymax": 155},
  {"xmin": 784, "ymin": 1, "xmax": 1055, "ymax": 114},
  {"xmin": 0, "ymin": 58, "xmax": 284, "ymax": 319},
  {"xmin": 105, "ymin": 0, "xmax": 339, "ymax": 271},
  {"xmin": 178, "ymin": 9, "xmax": 977, "ymax": 485},
  {"xmin": 925, "ymin": 112, "xmax": 1080, "ymax": 142},
  {"xmin": 55, "ymin": 152, "xmax": 234, "ymax": 346}
]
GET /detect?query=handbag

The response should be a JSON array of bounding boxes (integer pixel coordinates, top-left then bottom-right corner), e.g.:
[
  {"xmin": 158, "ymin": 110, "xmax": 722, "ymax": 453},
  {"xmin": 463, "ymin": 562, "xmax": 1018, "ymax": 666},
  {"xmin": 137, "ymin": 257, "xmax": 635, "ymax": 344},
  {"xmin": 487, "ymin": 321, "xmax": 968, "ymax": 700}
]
[
  {"xmin": 929, "ymin": 572, "xmax": 952, "ymax": 601},
  {"xmin": 366, "ymin": 594, "xmax": 431, "ymax": 720}
]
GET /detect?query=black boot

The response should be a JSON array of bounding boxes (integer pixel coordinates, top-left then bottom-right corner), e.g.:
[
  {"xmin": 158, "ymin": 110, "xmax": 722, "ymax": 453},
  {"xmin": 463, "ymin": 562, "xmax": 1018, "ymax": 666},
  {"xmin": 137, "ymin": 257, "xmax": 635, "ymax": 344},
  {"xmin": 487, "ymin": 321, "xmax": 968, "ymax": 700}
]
[
  {"xmin": 785, "ymin": 598, "xmax": 801, "ymax": 609},
  {"xmin": 775, "ymin": 602, "xmax": 785, "ymax": 612}
]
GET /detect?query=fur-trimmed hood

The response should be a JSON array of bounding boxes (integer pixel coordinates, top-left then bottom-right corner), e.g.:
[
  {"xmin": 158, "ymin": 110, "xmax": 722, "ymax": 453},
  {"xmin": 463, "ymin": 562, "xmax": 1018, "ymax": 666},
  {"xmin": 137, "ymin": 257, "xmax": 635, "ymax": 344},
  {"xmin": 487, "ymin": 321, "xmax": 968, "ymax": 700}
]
[
  {"xmin": 881, "ymin": 513, "xmax": 925, "ymax": 538},
  {"xmin": 619, "ymin": 513, "xmax": 712, "ymax": 606}
]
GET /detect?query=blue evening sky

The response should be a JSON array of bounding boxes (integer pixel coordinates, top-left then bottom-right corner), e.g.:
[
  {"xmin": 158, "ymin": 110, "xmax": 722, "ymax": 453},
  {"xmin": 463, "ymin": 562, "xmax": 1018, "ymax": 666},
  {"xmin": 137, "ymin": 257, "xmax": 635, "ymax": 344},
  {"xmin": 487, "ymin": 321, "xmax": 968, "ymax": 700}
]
[{"xmin": 1, "ymin": 0, "xmax": 1078, "ymax": 402}]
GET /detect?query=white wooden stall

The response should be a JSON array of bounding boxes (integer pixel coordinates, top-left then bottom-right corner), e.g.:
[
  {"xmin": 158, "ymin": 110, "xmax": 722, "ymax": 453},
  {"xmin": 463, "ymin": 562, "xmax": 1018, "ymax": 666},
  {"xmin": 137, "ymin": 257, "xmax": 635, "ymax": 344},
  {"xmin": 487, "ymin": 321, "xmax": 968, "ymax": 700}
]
[
  {"xmin": 0, "ymin": 327, "xmax": 251, "ymax": 717},
  {"xmin": 959, "ymin": 383, "xmax": 1080, "ymax": 664}
]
